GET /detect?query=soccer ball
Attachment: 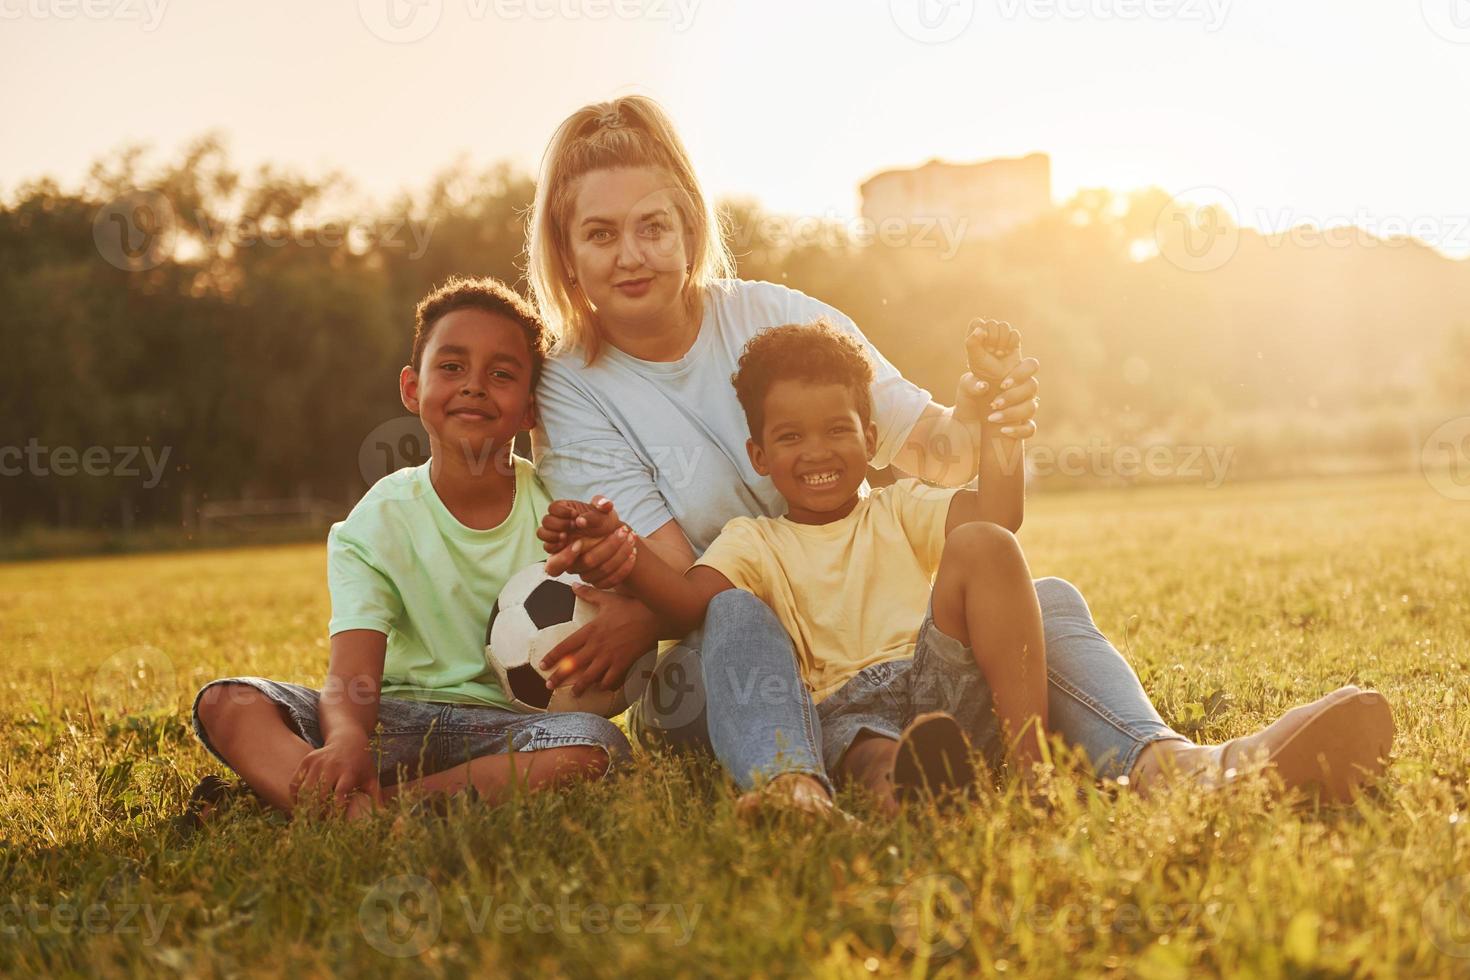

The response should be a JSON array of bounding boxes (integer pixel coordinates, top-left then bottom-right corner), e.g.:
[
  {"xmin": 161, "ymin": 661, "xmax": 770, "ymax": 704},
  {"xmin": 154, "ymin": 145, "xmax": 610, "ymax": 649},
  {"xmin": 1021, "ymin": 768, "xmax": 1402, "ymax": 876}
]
[{"xmin": 486, "ymin": 561, "xmax": 632, "ymax": 717}]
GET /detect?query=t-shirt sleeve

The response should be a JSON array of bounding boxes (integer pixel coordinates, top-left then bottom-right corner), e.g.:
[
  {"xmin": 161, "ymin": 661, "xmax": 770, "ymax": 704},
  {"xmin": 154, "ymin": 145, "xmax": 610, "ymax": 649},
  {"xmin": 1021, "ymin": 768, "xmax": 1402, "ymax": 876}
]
[
  {"xmin": 762, "ymin": 281, "xmax": 934, "ymax": 470},
  {"xmin": 889, "ymin": 479, "xmax": 959, "ymax": 576},
  {"xmin": 325, "ymin": 521, "xmax": 403, "ymax": 637},
  {"xmin": 532, "ymin": 364, "xmax": 676, "ymax": 539},
  {"xmin": 691, "ymin": 519, "xmax": 771, "ymax": 600}
]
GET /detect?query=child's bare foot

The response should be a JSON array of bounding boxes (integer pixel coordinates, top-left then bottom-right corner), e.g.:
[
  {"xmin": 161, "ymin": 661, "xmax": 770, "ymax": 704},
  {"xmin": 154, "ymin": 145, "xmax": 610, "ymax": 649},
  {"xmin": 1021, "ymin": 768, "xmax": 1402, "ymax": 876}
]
[
  {"xmin": 735, "ymin": 773, "xmax": 852, "ymax": 824},
  {"xmin": 1129, "ymin": 685, "xmax": 1395, "ymax": 803},
  {"xmin": 893, "ymin": 713, "xmax": 977, "ymax": 805},
  {"xmin": 836, "ymin": 733, "xmax": 901, "ymax": 818},
  {"xmin": 344, "ymin": 789, "xmax": 379, "ymax": 822},
  {"xmin": 173, "ymin": 774, "xmax": 254, "ymax": 837}
]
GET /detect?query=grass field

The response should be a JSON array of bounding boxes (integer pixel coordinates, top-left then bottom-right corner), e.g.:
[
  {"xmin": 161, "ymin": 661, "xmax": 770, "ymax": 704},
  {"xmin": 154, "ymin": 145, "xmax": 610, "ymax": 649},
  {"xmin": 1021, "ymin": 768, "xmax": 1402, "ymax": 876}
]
[{"xmin": 3, "ymin": 472, "xmax": 1468, "ymax": 977}]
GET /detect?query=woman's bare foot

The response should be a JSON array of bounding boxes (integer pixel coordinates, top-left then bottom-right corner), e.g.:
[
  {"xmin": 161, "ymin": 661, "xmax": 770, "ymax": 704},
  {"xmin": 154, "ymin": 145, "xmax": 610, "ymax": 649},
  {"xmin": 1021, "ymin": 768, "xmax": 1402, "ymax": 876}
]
[
  {"xmin": 1129, "ymin": 685, "xmax": 1395, "ymax": 803},
  {"xmin": 735, "ymin": 773, "xmax": 851, "ymax": 824}
]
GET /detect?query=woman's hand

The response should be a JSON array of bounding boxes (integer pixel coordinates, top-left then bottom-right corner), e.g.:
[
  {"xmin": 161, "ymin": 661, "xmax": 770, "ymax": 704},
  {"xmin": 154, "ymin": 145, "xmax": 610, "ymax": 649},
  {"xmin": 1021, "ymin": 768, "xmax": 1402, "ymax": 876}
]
[
  {"xmin": 538, "ymin": 587, "xmax": 658, "ymax": 696},
  {"xmin": 963, "ymin": 317, "xmax": 1039, "ymax": 440},
  {"xmin": 538, "ymin": 497, "xmax": 638, "ymax": 588}
]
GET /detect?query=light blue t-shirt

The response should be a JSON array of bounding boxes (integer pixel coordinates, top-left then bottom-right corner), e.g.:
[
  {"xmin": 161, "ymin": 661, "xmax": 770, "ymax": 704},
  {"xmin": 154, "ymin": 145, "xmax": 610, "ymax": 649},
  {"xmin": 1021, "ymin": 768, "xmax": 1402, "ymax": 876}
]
[{"xmin": 532, "ymin": 279, "xmax": 932, "ymax": 555}]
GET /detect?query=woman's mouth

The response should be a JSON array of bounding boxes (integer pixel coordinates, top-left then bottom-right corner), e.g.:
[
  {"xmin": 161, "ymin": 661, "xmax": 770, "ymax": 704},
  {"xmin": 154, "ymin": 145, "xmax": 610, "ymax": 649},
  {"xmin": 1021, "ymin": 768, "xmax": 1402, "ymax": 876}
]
[{"xmin": 614, "ymin": 277, "xmax": 654, "ymax": 298}]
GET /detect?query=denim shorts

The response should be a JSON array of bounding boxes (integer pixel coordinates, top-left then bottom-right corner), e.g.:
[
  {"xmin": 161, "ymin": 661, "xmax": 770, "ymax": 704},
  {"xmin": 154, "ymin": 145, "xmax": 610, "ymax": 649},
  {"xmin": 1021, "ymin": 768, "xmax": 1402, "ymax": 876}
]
[
  {"xmin": 191, "ymin": 677, "xmax": 632, "ymax": 785},
  {"xmin": 816, "ymin": 608, "xmax": 1005, "ymax": 775}
]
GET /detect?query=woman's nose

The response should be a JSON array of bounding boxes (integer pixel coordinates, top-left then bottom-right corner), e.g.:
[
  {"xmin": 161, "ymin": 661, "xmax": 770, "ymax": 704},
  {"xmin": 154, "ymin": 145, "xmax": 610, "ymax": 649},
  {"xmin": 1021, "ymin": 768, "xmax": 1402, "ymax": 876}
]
[{"xmin": 615, "ymin": 234, "xmax": 643, "ymax": 270}]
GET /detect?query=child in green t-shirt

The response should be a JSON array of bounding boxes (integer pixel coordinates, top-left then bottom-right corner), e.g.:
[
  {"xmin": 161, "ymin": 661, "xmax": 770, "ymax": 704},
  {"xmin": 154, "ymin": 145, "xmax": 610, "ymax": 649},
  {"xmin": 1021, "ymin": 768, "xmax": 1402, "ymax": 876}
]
[{"xmin": 188, "ymin": 277, "xmax": 633, "ymax": 823}]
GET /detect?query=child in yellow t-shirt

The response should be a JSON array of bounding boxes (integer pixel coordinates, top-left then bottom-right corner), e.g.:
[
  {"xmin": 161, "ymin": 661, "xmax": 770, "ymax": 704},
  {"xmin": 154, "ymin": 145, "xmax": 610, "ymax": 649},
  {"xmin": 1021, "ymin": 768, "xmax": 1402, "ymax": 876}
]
[{"xmin": 545, "ymin": 320, "xmax": 1048, "ymax": 815}]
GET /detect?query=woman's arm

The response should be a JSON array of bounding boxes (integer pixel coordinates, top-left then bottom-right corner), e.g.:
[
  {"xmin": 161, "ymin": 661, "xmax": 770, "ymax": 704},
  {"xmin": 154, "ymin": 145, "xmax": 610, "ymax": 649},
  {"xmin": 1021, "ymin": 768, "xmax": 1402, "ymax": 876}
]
[{"xmin": 537, "ymin": 511, "xmax": 707, "ymax": 696}]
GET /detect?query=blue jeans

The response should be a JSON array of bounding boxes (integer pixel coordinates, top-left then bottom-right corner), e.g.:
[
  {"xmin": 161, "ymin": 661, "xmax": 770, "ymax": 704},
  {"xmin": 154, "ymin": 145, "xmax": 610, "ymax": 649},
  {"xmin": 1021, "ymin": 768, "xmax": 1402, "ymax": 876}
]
[
  {"xmin": 192, "ymin": 678, "xmax": 632, "ymax": 783},
  {"xmin": 685, "ymin": 581, "xmax": 1186, "ymax": 793}
]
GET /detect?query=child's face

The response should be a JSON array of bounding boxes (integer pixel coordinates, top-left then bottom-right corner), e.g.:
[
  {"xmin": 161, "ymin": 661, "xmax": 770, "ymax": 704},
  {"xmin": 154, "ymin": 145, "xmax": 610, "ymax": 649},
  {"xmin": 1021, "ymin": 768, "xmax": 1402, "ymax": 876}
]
[
  {"xmin": 747, "ymin": 380, "xmax": 877, "ymax": 524},
  {"xmin": 400, "ymin": 310, "xmax": 536, "ymax": 468}
]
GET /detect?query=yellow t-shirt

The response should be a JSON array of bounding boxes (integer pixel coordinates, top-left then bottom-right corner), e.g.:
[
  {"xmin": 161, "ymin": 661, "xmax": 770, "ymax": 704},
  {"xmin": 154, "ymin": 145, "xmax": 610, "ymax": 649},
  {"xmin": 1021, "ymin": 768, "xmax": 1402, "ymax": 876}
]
[{"xmin": 694, "ymin": 480, "xmax": 958, "ymax": 702}]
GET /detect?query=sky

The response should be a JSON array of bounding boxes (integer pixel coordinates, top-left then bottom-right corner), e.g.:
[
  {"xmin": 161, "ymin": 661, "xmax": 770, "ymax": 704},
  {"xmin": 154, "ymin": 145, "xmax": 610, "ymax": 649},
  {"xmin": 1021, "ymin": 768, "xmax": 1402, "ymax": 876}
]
[{"xmin": 2, "ymin": 0, "xmax": 1468, "ymax": 254}]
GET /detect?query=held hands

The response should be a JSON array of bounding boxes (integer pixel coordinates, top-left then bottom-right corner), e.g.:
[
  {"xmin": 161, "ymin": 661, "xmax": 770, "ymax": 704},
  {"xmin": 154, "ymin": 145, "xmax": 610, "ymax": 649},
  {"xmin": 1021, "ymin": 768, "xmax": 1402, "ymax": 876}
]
[
  {"xmin": 956, "ymin": 317, "xmax": 1040, "ymax": 441},
  {"xmin": 536, "ymin": 495, "xmax": 653, "ymax": 695},
  {"xmin": 536, "ymin": 495, "xmax": 638, "ymax": 587}
]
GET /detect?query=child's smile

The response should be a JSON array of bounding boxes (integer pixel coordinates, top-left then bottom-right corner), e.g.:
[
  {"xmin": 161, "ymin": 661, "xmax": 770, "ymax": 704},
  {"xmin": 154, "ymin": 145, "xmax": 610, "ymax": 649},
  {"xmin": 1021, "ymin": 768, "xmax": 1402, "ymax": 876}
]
[{"xmin": 748, "ymin": 380, "xmax": 877, "ymax": 525}]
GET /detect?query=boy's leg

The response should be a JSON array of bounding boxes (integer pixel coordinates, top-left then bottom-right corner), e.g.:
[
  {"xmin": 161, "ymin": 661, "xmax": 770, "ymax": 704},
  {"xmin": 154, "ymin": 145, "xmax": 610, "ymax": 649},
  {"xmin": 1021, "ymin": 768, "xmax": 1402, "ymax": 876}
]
[
  {"xmin": 364, "ymin": 706, "xmax": 631, "ymax": 813},
  {"xmin": 834, "ymin": 732, "xmax": 900, "ymax": 817},
  {"xmin": 193, "ymin": 680, "xmax": 316, "ymax": 813},
  {"xmin": 381, "ymin": 744, "xmax": 610, "ymax": 805},
  {"xmin": 699, "ymin": 590, "xmax": 836, "ymax": 815},
  {"xmin": 930, "ymin": 522, "xmax": 1049, "ymax": 773}
]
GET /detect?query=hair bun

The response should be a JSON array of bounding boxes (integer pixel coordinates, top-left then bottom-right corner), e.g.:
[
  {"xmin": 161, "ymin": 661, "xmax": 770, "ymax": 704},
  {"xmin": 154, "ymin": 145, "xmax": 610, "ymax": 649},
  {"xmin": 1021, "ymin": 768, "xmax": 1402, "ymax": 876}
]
[{"xmin": 597, "ymin": 110, "xmax": 623, "ymax": 129}]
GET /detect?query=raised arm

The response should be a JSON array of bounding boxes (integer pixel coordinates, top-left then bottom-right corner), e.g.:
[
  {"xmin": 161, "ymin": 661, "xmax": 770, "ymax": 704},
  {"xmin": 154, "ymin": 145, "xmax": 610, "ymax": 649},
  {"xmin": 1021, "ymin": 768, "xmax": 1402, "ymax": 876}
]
[{"xmin": 889, "ymin": 319, "xmax": 1037, "ymax": 532}]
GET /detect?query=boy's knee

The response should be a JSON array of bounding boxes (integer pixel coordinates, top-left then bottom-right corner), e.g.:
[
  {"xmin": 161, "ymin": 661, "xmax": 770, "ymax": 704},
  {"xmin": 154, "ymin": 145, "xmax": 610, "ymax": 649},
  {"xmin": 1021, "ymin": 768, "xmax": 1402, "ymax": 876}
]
[
  {"xmin": 944, "ymin": 521, "xmax": 1022, "ymax": 563},
  {"xmin": 194, "ymin": 683, "xmax": 260, "ymax": 738},
  {"xmin": 705, "ymin": 589, "xmax": 775, "ymax": 635}
]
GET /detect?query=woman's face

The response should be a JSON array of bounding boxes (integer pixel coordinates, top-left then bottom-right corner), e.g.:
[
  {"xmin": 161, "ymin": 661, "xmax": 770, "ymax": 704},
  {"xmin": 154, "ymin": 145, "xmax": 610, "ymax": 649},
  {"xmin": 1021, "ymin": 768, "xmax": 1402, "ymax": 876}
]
[{"xmin": 565, "ymin": 167, "xmax": 693, "ymax": 328}]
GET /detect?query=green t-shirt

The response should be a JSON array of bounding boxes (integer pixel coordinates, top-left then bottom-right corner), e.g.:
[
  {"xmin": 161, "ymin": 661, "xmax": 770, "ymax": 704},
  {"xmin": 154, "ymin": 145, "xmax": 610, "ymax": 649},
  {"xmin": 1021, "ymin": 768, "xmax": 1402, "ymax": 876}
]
[{"xmin": 326, "ymin": 455, "xmax": 552, "ymax": 707}]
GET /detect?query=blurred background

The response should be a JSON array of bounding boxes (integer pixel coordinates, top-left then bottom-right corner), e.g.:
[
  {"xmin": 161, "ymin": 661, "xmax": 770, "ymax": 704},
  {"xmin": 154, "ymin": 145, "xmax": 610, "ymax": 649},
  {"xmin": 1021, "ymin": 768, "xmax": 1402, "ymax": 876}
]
[{"xmin": 2, "ymin": 0, "xmax": 1467, "ymax": 557}]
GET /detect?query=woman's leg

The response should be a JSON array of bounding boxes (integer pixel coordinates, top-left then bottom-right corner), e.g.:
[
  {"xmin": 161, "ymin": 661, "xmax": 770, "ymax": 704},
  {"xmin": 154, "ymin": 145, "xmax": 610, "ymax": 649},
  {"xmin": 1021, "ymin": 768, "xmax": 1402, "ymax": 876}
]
[
  {"xmin": 1033, "ymin": 576, "xmax": 1187, "ymax": 780},
  {"xmin": 699, "ymin": 590, "xmax": 835, "ymax": 810},
  {"xmin": 1037, "ymin": 577, "xmax": 1395, "ymax": 801}
]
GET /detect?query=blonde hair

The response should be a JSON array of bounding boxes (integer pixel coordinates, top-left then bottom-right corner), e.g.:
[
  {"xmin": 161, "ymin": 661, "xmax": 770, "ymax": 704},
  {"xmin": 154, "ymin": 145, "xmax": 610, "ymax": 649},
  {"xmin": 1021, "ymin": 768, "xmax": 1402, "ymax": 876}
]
[{"xmin": 525, "ymin": 95, "xmax": 735, "ymax": 362}]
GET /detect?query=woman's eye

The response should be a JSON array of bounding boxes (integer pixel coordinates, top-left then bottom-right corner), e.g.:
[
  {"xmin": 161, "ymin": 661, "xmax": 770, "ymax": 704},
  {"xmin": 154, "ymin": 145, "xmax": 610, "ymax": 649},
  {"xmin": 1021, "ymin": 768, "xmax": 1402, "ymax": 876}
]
[{"xmin": 589, "ymin": 229, "xmax": 612, "ymax": 243}]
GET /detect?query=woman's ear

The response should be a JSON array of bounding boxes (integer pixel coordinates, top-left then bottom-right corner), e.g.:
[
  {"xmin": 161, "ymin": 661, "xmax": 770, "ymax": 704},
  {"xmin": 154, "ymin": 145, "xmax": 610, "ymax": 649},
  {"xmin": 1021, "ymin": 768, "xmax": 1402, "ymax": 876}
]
[
  {"xmin": 399, "ymin": 365, "xmax": 420, "ymax": 414},
  {"xmin": 746, "ymin": 437, "xmax": 770, "ymax": 476}
]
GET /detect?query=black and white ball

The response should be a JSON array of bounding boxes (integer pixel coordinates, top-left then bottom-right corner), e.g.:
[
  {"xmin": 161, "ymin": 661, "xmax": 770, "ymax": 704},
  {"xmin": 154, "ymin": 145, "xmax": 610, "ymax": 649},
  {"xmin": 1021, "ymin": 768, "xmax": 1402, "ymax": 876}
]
[{"xmin": 486, "ymin": 561, "xmax": 630, "ymax": 716}]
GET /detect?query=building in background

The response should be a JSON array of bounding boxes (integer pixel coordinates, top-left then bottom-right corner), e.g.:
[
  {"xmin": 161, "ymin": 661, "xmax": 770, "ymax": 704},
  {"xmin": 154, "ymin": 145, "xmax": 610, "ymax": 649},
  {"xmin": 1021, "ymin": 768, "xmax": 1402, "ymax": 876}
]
[{"xmin": 859, "ymin": 152, "xmax": 1052, "ymax": 241}]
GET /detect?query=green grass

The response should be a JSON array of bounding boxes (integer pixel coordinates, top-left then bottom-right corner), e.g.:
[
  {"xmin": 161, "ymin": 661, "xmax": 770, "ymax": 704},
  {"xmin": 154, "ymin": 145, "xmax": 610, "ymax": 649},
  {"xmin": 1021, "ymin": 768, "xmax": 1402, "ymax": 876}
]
[{"xmin": 3, "ymin": 472, "xmax": 1468, "ymax": 977}]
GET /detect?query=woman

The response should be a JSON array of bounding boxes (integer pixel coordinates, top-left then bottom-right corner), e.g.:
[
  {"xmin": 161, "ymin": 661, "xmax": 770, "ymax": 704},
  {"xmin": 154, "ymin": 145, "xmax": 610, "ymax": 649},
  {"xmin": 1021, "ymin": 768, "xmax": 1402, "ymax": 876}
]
[{"xmin": 525, "ymin": 95, "xmax": 1394, "ymax": 814}]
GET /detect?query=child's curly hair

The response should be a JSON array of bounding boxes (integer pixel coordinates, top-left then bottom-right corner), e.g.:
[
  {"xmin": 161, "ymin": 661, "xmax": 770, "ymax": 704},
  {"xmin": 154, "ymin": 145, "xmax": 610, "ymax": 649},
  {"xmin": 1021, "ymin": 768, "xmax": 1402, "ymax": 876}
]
[
  {"xmin": 732, "ymin": 320, "xmax": 875, "ymax": 442},
  {"xmin": 412, "ymin": 276, "xmax": 548, "ymax": 387}
]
